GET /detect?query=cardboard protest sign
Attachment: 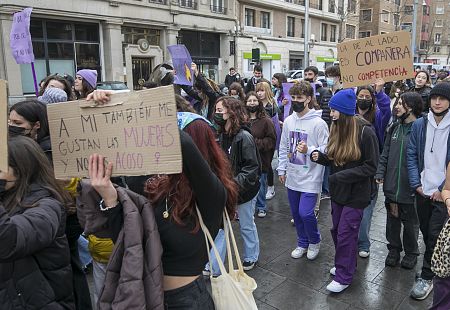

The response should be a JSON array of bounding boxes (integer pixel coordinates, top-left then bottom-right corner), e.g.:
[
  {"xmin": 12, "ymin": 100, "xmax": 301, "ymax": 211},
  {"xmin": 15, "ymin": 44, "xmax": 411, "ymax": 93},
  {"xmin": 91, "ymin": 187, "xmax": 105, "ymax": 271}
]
[
  {"xmin": 337, "ymin": 31, "xmax": 414, "ymax": 88},
  {"xmin": 167, "ymin": 45, "xmax": 194, "ymax": 86},
  {"xmin": 0, "ymin": 80, "xmax": 7, "ymax": 172},
  {"xmin": 10, "ymin": 8, "xmax": 34, "ymax": 64},
  {"xmin": 47, "ymin": 85, "xmax": 182, "ymax": 179}
]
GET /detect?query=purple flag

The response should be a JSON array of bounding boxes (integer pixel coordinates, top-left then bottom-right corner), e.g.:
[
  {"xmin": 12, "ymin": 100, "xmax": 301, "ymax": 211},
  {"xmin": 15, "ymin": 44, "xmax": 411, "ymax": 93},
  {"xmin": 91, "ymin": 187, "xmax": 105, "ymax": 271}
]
[
  {"xmin": 282, "ymin": 83, "xmax": 294, "ymax": 120},
  {"xmin": 167, "ymin": 44, "xmax": 194, "ymax": 86},
  {"xmin": 10, "ymin": 8, "xmax": 34, "ymax": 64}
]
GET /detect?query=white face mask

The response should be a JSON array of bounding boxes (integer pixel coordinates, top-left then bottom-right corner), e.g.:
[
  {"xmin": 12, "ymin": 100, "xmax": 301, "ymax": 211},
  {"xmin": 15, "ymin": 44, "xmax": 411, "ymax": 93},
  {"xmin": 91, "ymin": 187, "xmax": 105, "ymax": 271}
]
[{"xmin": 326, "ymin": 78, "xmax": 335, "ymax": 88}]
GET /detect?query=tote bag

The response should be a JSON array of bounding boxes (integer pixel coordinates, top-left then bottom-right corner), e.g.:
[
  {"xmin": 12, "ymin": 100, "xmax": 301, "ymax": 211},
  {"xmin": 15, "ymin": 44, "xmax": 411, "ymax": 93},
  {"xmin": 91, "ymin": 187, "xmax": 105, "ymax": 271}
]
[
  {"xmin": 431, "ymin": 218, "xmax": 450, "ymax": 278},
  {"xmin": 196, "ymin": 208, "xmax": 258, "ymax": 310}
]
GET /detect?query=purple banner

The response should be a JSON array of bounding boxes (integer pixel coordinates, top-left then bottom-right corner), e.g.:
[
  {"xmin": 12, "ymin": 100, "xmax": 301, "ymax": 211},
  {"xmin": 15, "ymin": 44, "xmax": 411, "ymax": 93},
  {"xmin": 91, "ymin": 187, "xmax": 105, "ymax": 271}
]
[
  {"xmin": 10, "ymin": 8, "xmax": 34, "ymax": 64},
  {"xmin": 282, "ymin": 83, "xmax": 294, "ymax": 120},
  {"xmin": 271, "ymin": 113, "xmax": 281, "ymax": 151},
  {"xmin": 167, "ymin": 44, "xmax": 194, "ymax": 86}
]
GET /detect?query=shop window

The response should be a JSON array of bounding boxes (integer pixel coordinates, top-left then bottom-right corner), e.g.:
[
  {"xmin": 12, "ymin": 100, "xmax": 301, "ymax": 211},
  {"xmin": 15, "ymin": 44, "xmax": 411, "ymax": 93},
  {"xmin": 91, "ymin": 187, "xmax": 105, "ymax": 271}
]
[
  {"xmin": 75, "ymin": 23, "xmax": 100, "ymax": 42},
  {"xmin": 46, "ymin": 21, "xmax": 73, "ymax": 40}
]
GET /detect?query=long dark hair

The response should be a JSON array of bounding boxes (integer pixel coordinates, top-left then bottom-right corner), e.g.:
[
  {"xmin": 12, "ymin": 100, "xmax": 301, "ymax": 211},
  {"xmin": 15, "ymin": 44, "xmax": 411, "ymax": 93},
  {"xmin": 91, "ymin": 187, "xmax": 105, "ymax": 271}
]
[
  {"xmin": 229, "ymin": 82, "xmax": 245, "ymax": 101},
  {"xmin": 76, "ymin": 79, "xmax": 95, "ymax": 99},
  {"xmin": 40, "ymin": 75, "xmax": 75, "ymax": 100},
  {"xmin": 9, "ymin": 100, "xmax": 49, "ymax": 144},
  {"xmin": 145, "ymin": 120, "xmax": 238, "ymax": 232},
  {"xmin": 272, "ymin": 73, "xmax": 287, "ymax": 88},
  {"xmin": 216, "ymin": 96, "xmax": 248, "ymax": 136},
  {"xmin": 356, "ymin": 85, "xmax": 376, "ymax": 124},
  {"xmin": 396, "ymin": 92, "xmax": 423, "ymax": 118},
  {"xmin": 245, "ymin": 91, "xmax": 266, "ymax": 119},
  {"xmin": 2, "ymin": 136, "xmax": 70, "ymax": 213}
]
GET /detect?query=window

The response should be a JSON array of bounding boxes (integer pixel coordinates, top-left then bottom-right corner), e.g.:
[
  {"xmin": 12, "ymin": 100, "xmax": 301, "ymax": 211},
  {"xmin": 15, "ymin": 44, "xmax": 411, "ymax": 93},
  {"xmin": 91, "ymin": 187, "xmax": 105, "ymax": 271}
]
[
  {"xmin": 359, "ymin": 31, "xmax": 371, "ymax": 38},
  {"xmin": 321, "ymin": 23, "xmax": 328, "ymax": 41},
  {"xmin": 404, "ymin": 5, "xmax": 413, "ymax": 15},
  {"xmin": 211, "ymin": 0, "xmax": 226, "ymax": 13},
  {"xmin": 301, "ymin": 19, "xmax": 305, "ymax": 38},
  {"xmin": 401, "ymin": 23, "xmax": 412, "ymax": 32},
  {"xmin": 287, "ymin": 17, "xmax": 295, "ymax": 37},
  {"xmin": 360, "ymin": 9, "xmax": 372, "ymax": 22},
  {"xmin": 311, "ymin": 0, "xmax": 323, "ymax": 10},
  {"xmin": 328, "ymin": 0, "xmax": 335, "ymax": 13},
  {"xmin": 179, "ymin": 0, "xmax": 196, "ymax": 9},
  {"xmin": 381, "ymin": 10, "xmax": 389, "ymax": 23},
  {"xmin": 420, "ymin": 40, "xmax": 428, "ymax": 50},
  {"xmin": 436, "ymin": 20, "xmax": 443, "ymax": 27},
  {"xmin": 422, "ymin": 5, "xmax": 429, "ymax": 16},
  {"xmin": 394, "ymin": 0, "xmax": 400, "ymax": 4},
  {"xmin": 436, "ymin": 6, "xmax": 444, "ymax": 14},
  {"xmin": 330, "ymin": 25, "xmax": 337, "ymax": 42},
  {"xmin": 393, "ymin": 14, "xmax": 399, "ymax": 27},
  {"xmin": 435, "ymin": 33, "xmax": 441, "ymax": 44},
  {"xmin": 245, "ymin": 8, "xmax": 255, "ymax": 27},
  {"xmin": 434, "ymin": 46, "xmax": 441, "ymax": 53},
  {"xmin": 421, "ymin": 23, "xmax": 429, "ymax": 33},
  {"xmin": 346, "ymin": 24, "xmax": 356, "ymax": 39},
  {"xmin": 260, "ymin": 11, "xmax": 270, "ymax": 29},
  {"xmin": 347, "ymin": 0, "xmax": 357, "ymax": 13}
]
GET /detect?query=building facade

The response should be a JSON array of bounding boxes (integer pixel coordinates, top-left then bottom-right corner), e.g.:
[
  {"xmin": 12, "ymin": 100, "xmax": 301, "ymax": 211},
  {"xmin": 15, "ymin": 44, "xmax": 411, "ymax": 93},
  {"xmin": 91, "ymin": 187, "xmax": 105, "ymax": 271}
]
[
  {"xmin": 0, "ymin": 0, "xmax": 236, "ymax": 102},
  {"xmin": 358, "ymin": 0, "xmax": 402, "ymax": 38}
]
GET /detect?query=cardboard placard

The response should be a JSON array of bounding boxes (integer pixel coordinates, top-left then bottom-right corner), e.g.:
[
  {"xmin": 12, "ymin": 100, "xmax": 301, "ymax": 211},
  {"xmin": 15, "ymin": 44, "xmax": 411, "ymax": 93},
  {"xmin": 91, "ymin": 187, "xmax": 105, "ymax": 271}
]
[
  {"xmin": 47, "ymin": 85, "xmax": 182, "ymax": 179},
  {"xmin": 0, "ymin": 80, "xmax": 7, "ymax": 172},
  {"xmin": 337, "ymin": 31, "xmax": 415, "ymax": 88}
]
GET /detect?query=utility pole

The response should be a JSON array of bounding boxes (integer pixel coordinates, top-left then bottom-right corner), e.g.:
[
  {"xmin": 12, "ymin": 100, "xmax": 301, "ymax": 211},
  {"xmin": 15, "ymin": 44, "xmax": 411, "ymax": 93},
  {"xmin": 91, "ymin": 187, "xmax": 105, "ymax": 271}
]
[
  {"xmin": 411, "ymin": 0, "xmax": 419, "ymax": 62},
  {"xmin": 304, "ymin": 0, "xmax": 310, "ymax": 68}
]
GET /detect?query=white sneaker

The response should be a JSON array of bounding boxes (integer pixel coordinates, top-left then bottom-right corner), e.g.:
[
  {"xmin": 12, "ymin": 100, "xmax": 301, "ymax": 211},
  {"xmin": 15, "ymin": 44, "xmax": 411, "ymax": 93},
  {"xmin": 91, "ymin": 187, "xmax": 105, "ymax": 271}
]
[
  {"xmin": 290, "ymin": 218, "xmax": 295, "ymax": 226},
  {"xmin": 359, "ymin": 250, "xmax": 370, "ymax": 258},
  {"xmin": 265, "ymin": 186, "xmax": 275, "ymax": 200},
  {"xmin": 326, "ymin": 280, "xmax": 349, "ymax": 293},
  {"xmin": 307, "ymin": 242, "xmax": 320, "ymax": 260},
  {"xmin": 330, "ymin": 267, "xmax": 336, "ymax": 276},
  {"xmin": 291, "ymin": 246, "xmax": 307, "ymax": 259}
]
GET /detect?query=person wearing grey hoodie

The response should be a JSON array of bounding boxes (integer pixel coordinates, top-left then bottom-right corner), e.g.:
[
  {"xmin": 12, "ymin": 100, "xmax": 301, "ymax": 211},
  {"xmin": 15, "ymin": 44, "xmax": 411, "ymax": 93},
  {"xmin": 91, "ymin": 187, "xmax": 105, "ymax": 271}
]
[
  {"xmin": 277, "ymin": 82, "xmax": 329, "ymax": 261},
  {"xmin": 407, "ymin": 81, "xmax": 450, "ymax": 301}
]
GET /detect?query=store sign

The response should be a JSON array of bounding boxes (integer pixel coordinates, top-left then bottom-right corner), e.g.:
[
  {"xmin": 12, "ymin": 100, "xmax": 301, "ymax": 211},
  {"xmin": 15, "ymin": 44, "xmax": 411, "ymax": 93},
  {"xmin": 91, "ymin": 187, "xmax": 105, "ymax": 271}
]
[
  {"xmin": 243, "ymin": 52, "xmax": 281, "ymax": 60},
  {"xmin": 337, "ymin": 31, "xmax": 414, "ymax": 88},
  {"xmin": 316, "ymin": 57, "xmax": 337, "ymax": 62}
]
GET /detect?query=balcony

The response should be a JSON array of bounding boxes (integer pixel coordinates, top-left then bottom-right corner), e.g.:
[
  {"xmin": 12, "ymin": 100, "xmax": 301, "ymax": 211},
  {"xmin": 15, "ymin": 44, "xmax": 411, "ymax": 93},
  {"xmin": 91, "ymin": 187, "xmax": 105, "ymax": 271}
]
[
  {"xmin": 243, "ymin": 26, "xmax": 272, "ymax": 36},
  {"xmin": 149, "ymin": 0, "xmax": 167, "ymax": 4},
  {"xmin": 284, "ymin": 0, "xmax": 323, "ymax": 10},
  {"xmin": 210, "ymin": 5, "xmax": 227, "ymax": 14},
  {"xmin": 178, "ymin": 0, "xmax": 197, "ymax": 9}
]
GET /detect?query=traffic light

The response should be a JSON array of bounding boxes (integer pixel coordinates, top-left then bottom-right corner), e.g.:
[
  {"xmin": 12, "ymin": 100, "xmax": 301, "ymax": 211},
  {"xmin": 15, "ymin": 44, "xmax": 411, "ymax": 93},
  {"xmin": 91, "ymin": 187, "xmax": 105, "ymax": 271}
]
[{"xmin": 252, "ymin": 48, "xmax": 260, "ymax": 62}]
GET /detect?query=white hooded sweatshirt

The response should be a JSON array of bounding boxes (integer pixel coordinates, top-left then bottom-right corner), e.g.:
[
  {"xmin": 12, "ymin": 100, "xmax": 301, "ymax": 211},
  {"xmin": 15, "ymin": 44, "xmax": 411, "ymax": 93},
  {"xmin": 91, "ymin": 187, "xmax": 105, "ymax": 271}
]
[
  {"xmin": 277, "ymin": 109, "xmax": 329, "ymax": 193},
  {"xmin": 421, "ymin": 111, "xmax": 450, "ymax": 196}
]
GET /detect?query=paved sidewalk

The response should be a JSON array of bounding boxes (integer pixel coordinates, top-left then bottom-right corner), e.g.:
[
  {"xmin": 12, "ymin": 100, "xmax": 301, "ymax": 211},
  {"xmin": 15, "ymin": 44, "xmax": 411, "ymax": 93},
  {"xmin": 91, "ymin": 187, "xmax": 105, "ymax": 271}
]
[{"xmin": 245, "ymin": 181, "xmax": 433, "ymax": 310}]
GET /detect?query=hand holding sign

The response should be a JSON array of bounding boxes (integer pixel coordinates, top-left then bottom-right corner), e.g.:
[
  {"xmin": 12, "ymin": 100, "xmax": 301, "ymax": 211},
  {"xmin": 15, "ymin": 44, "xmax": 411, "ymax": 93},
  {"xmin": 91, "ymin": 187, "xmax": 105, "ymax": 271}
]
[
  {"xmin": 374, "ymin": 78, "xmax": 385, "ymax": 94},
  {"xmin": 88, "ymin": 154, "xmax": 118, "ymax": 208}
]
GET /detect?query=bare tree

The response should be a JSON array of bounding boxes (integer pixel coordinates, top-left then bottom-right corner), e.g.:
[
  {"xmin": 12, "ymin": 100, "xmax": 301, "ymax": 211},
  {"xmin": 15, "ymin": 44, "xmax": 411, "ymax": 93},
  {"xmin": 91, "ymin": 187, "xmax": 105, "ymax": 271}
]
[{"xmin": 328, "ymin": 0, "xmax": 359, "ymax": 42}]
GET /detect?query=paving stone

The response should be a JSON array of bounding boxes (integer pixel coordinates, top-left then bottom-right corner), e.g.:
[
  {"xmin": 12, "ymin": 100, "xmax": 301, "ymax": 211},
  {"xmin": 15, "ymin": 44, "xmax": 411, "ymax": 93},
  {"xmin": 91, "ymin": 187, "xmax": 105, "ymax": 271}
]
[{"xmin": 246, "ymin": 266, "xmax": 287, "ymax": 300}]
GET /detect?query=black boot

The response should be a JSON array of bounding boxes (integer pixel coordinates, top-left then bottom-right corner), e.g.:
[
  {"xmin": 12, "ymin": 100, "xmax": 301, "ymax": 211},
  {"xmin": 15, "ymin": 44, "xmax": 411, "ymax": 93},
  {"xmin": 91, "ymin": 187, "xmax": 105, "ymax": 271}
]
[
  {"xmin": 385, "ymin": 250, "xmax": 400, "ymax": 267},
  {"xmin": 401, "ymin": 254, "xmax": 417, "ymax": 269}
]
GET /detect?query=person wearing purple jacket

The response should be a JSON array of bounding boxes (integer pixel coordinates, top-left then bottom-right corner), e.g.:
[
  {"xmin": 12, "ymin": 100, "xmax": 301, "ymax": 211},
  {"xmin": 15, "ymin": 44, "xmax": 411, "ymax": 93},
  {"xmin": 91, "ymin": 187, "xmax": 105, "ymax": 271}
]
[{"xmin": 356, "ymin": 78, "xmax": 392, "ymax": 258}]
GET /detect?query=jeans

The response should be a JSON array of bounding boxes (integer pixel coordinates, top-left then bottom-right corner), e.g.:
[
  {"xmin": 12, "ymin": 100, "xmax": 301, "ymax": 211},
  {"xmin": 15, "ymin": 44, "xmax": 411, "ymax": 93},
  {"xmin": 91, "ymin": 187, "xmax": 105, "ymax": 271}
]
[
  {"xmin": 93, "ymin": 260, "xmax": 108, "ymax": 306},
  {"xmin": 331, "ymin": 202, "xmax": 364, "ymax": 285},
  {"xmin": 164, "ymin": 276, "xmax": 215, "ymax": 310},
  {"xmin": 77, "ymin": 235, "xmax": 92, "ymax": 269},
  {"xmin": 205, "ymin": 229, "xmax": 226, "ymax": 276},
  {"xmin": 215, "ymin": 196, "xmax": 259, "ymax": 263},
  {"xmin": 385, "ymin": 200, "xmax": 419, "ymax": 256},
  {"xmin": 416, "ymin": 195, "xmax": 448, "ymax": 280},
  {"xmin": 256, "ymin": 173, "xmax": 268, "ymax": 212},
  {"xmin": 287, "ymin": 189, "xmax": 320, "ymax": 248},
  {"xmin": 322, "ymin": 165, "xmax": 330, "ymax": 194},
  {"xmin": 358, "ymin": 191, "xmax": 378, "ymax": 252}
]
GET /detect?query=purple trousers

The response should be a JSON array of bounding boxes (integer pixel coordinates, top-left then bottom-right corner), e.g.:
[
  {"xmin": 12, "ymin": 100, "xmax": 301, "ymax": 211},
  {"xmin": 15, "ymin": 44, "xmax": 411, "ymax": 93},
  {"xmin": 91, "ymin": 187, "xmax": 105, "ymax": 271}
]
[
  {"xmin": 287, "ymin": 189, "xmax": 320, "ymax": 248},
  {"xmin": 430, "ymin": 277, "xmax": 450, "ymax": 310},
  {"xmin": 331, "ymin": 202, "xmax": 364, "ymax": 285}
]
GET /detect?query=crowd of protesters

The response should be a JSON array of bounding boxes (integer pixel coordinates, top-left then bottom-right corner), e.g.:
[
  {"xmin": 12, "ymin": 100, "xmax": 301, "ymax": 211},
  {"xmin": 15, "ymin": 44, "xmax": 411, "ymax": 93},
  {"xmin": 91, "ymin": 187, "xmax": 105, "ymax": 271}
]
[{"xmin": 1, "ymin": 60, "xmax": 450, "ymax": 310}]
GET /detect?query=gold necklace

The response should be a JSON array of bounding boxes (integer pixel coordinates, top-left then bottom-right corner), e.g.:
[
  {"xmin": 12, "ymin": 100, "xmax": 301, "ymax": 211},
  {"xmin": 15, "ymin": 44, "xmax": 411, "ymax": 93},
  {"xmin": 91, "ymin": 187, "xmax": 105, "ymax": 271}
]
[{"xmin": 163, "ymin": 198, "xmax": 170, "ymax": 219}]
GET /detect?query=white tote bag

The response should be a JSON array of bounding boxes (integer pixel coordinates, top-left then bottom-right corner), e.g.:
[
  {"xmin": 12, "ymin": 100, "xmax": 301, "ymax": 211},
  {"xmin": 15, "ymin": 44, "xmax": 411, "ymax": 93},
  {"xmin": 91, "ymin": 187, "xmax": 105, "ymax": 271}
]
[{"xmin": 196, "ymin": 208, "xmax": 258, "ymax": 310}]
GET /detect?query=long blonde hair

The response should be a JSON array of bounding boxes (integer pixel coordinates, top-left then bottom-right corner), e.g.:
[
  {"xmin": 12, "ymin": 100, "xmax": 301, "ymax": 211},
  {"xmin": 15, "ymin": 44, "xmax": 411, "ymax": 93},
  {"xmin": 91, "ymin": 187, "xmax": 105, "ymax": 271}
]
[
  {"xmin": 327, "ymin": 114, "xmax": 362, "ymax": 166},
  {"xmin": 255, "ymin": 81, "xmax": 275, "ymax": 105}
]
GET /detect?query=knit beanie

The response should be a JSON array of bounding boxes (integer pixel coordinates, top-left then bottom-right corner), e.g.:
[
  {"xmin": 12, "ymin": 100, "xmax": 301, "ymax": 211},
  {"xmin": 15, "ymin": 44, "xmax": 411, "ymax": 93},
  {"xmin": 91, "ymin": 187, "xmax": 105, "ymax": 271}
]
[
  {"xmin": 76, "ymin": 69, "xmax": 98, "ymax": 88},
  {"xmin": 38, "ymin": 87, "xmax": 68, "ymax": 104},
  {"xmin": 429, "ymin": 82, "xmax": 450, "ymax": 103},
  {"xmin": 329, "ymin": 88, "xmax": 356, "ymax": 116}
]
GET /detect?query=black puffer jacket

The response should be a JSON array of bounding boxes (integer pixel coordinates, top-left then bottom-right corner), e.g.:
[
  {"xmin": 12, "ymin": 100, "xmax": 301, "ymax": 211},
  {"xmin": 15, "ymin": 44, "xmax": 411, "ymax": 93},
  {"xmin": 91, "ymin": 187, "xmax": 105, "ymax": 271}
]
[
  {"xmin": 220, "ymin": 127, "xmax": 261, "ymax": 204},
  {"xmin": 409, "ymin": 85, "xmax": 432, "ymax": 113},
  {"xmin": 316, "ymin": 86, "xmax": 332, "ymax": 127},
  {"xmin": 0, "ymin": 185, "xmax": 75, "ymax": 310}
]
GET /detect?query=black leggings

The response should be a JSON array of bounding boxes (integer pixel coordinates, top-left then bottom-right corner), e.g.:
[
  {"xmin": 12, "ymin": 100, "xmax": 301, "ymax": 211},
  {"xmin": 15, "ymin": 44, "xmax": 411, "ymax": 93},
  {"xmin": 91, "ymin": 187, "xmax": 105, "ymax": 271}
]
[
  {"xmin": 267, "ymin": 167, "xmax": 274, "ymax": 187},
  {"xmin": 164, "ymin": 276, "xmax": 215, "ymax": 310}
]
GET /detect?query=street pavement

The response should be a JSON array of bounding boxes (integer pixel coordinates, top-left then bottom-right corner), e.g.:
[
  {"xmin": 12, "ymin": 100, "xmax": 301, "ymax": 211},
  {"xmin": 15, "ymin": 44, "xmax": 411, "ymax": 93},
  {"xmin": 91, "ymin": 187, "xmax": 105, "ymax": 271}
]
[{"xmin": 244, "ymin": 178, "xmax": 433, "ymax": 310}]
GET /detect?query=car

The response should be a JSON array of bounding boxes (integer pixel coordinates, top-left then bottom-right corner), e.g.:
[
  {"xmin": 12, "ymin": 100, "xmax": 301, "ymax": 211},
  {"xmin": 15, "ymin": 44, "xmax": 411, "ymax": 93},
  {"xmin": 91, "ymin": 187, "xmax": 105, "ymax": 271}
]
[
  {"xmin": 286, "ymin": 70, "xmax": 304, "ymax": 82},
  {"xmin": 96, "ymin": 81, "xmax": 131, "ymax": 93}
]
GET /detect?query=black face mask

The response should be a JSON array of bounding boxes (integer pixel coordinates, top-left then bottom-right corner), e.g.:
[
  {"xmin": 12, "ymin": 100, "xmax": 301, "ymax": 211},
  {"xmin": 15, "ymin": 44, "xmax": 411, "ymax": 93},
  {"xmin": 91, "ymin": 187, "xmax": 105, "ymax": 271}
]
[
  {"xmin": 8, "ymin": 125, "xmax": 31, "ymax": 137},
  {"xmin": 214, "ymin": 113, "xmax": 227, "ymax": 126},
  {"xmin": 357, "ymin": 99, "xmax": 372, "ymax": 110},
  {"xmin": 292, "ymin": 101, "xmax": 306, "ymax": 113},
  {"xmin": 431, "ymin": 107, "xmax": 449, "ymax": 117},
  {"xmin": 246, "ymin": 105, "xmax": 258, "ymax": 113}
]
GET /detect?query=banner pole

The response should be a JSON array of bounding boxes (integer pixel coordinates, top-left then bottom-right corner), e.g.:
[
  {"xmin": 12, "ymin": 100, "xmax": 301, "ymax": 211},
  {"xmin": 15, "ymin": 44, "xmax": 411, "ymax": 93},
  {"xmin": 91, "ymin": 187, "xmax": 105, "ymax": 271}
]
[{"xmin": 31, "ymin": 62, "xmax": 38, "ymax": 96}]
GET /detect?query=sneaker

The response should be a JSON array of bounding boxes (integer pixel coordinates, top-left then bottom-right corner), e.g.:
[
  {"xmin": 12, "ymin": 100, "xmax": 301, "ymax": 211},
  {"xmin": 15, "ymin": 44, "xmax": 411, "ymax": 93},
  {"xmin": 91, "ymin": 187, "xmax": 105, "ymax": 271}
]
[
  {"xmin": 330, "ymin": 267, "xmax": 336, "ymax": 276},
  {"xmin": 291, "ymin": 246, "xmax": 307, "ymax": 259},
  {"xmin": 326, "ymin": 280, "xmax": 349, "ymax": 293},
  {"xmin": 290, "ymin": 218, "xmax": 295, "ymax": 226},
  {"xmin": 401, "ymin": 254, "xmax": 418, "ymax": 270},
  {"xmin": 359, "ymin": 250, "xmax": 370, "ymax": 258},
  {"xmin": 385, "ymin": 250, "xmax": 400, "ymax": 267},
  {"xmin": 320, "ymin": 192, "xmax": 330, "ymax": 200},
  {"xmin": 242, "ymin": 261, "xmax": 256, "ymax": 271},
  {"xmin": 307, "ymin": 242, "xmax": 320, "ymax": 260},
  {"xmin": 257, "ymin": 210, "xmax": 267, "ymax": 218},
  {"xmin": 265, "ymin": 186, "xmax": 275, "ymax": 200},
  {"xmin": 410, "ymin": 277, "xmax": 433, "ymax": 300}
]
